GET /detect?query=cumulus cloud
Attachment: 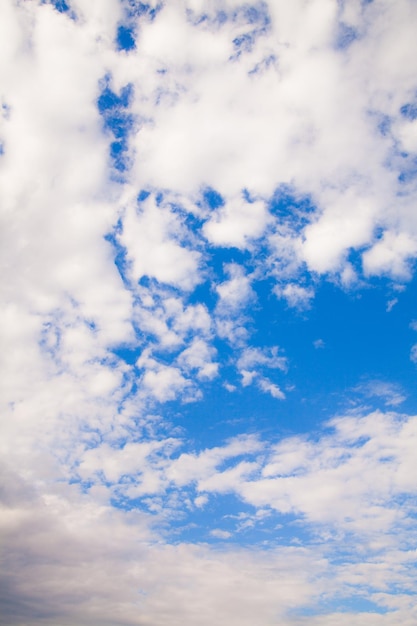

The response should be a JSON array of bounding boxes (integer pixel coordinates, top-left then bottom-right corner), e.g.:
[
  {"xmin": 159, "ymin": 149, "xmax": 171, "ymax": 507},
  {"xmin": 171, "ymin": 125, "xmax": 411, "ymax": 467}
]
[
  {"xmin": 203, "ymin": 195, "xmax": 270, "ymax": 249},
  {"xmin": 120, "ymin": 194, "xmax": 202, "ymax": 291},
  {"xmin": 274, "ymin": 283, "xmax": 315, "ymax": 308}
]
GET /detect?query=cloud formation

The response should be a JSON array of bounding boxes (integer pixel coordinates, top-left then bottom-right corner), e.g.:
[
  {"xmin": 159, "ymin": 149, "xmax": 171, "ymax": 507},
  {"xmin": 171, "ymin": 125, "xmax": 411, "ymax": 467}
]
[{"xmin": 2, "ymin": 0, "xmax": 417, "ymax": 625}]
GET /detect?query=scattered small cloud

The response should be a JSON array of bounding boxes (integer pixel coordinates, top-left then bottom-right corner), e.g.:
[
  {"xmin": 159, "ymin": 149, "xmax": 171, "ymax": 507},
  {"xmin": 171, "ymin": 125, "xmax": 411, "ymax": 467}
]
[
  {"xmin": 274, "ymin": 283, "xmax": 315, "ymax": 309},
  {"xmin": 210, "ymin": 529, "xmax": 232, "ymax": 540},
  {"xmin": 386, "ymin": 297, "xmax": 398, "ymax": 312},
  {"xmin": 354, "ymin": 380, "xmax": 406, "ymax": 407}
]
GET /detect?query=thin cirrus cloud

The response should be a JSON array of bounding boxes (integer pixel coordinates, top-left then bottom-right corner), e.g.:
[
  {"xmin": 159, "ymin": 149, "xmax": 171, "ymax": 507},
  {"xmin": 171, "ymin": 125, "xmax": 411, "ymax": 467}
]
[{"xmin": 1, "ymin": 1, "xmax": 417, "ymax": 625}]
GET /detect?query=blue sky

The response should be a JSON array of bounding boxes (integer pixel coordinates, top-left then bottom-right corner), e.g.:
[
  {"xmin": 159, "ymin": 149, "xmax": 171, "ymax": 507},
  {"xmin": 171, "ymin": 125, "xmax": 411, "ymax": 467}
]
[{"xmin": 1, "ymin": 1, "xmax": 417, "ymax": 625}]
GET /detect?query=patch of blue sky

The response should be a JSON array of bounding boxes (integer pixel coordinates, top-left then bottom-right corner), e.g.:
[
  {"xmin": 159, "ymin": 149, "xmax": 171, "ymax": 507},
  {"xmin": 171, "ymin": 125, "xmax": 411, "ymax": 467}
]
[
  {"xmin": 107, "ymin": 190, "xmax": 417, "ymax": 455},
  {"xmin": 391, "ymin": 492, "xmax": 417, "ymax": 512},
  {"xmin": 137, "ymin": 189, "xmax": 151, "ymax": 203},
  {"xmin": 208, "ymin": 245, "xmax": 252, "ymax": 279},
  {"xmin": 400, "ymin": 102, "xmax": 417, "ymax": 121},
  {"xmin": 159, "ymin": 501, "xmax": 274, "ymax": 545},
  {"xmin": 116, "ymin": 24, "xmax": 136, "ymax": 51},
  {"xmin": 171, "ymin": 383, "xmax": 288, "ymax": 451},
  {"xmin": 112, "ymin": 250, "xmax": 416, "ymax": 447},
  {"xmin": 335, "ymin": 22, "xmax": 358, "ymax": 49},
  {"xmin": 232, "ymin": 32, "xmax": 258, "ymax": 55},
  {"xmin": 113, "ymin": 345, "xmax": 142, "ymax": 366},
  {"xmin": 242, "ymin": 276, "xmax": 417, "ymax": 427},
  {"xmin": 44, "ymin": 0, "xmax": 78, "ymax": 21},
  {"xmin": 98, "ymin": 79, "xmax": 134, "ymax": 111},
  {"xmin": 231, "ymin": 30, "xmax": 270, "ymax": 62},
  {"xmin": 104, "ymin": 188, "xmax": 417, "ymax": 504},
  {"xmin": 398, "ymin": 156, "xmax": 417, "ymax": 184},
  {"xmin": 46, "ymin": 0, "xmax": 70, "ymax": 14},
  {"xmin": 104, "ymin": 223, "xmax": 132, "ymax": 292},
  {"xmin": 201, "ymin": 185, "xmax": 225, "ymax": 210},
  {"xmin": 228, "ymin": 3, "xmax": 271, "ymax": 60},
  {"xmin": 268, "ymin": 184, "xmax": 316, "ymax": 229},
  {"xmin": 97, "ymin": 77, "xmax": 135, "ymax": 176},
  {"xmin": 292, "ymin": 597, "xmax": 388, "ymax": 619}
]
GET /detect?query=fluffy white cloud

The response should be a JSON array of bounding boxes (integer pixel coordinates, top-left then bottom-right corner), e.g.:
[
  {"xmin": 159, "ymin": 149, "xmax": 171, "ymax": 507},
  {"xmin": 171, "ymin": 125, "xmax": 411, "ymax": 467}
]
[
  {"xmin": 216, "ymin": 263, "xmax": 254, "ymax": 312},
  {"xmin": 124, "ymin": 0, "xmax": 417, "ymax": 280},
  {"xmin": 120, "ymin": 194, "xmax": 201, "ymax": 291},
  {"xmin": 274, "ymin": 283, "xmax": 315, "ymax": 309},
  {"xmin": 362, "ymin": 231, "xmax": 417, "ymax": 279},
  {"xmin": 177, "ymin": 337, "xmax": 219, "ymax": 380},
  {"xmin": 137, "ymin": 348, "xmax": 193, "ymax": 402},
  {"xmin": 203, "ymin": 195, "xmax": 270, "ymax": 249}
]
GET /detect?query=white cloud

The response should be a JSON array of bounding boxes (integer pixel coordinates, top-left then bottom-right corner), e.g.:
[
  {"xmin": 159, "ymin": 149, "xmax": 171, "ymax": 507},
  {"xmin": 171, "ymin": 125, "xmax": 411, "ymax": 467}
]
[
  {"xmin": 203, "ymin": 195, "xmax": 270, "ymax": 249},
  {"xmin": 394, "ymin": 117, "xmax": 417, "ymax": 153},
  {"xmin": 241, "ymin": 369, "xmax": 257, "ymax": 387},
  {"xmin": 302, "ymin": 194, "xmax": 378, "ymax": 274},
  {"xmin": 214, "ymin": 263, "xmax": 255, "ymax": 344},
  {"xmin": 386, "ymin": 297, "xmax": 398, "ymax": 312},
  {"xmin": 194, "ymin": 494, "xmax": 209, "ymax": 508},
  {"xmin": 240, "ymin": 411, "xmax": 417, "ymax": 533},
  {"xmin": 237, "ymin": 346, "xmax": 287, "ymax": 372},
  {"xmin": 122, "ymin": 0, "xmax": 417, "ymax": 280},
  {"xmin": 274, "ymin": 283, "xmax": 315, "ymax": 309},
  {"xmin": 216, "ymin": 263, "xmax": 254, "ymax": 312},
  {"xmin": 355, "ymin": 380, "xmax": 406, "ymax": 407},
  {"xmin": 177, "ymin": 337, "xmax": 219, "ymax": 380},
  {"xmin": 258, "ymin": 376, "xmax": 286, "ymax": 400},
  {"xmin": 166, "ymin": 434, "xmax": 262, "ymax": 488},
  {"xmin": 237, "ymin": 347, "xmax": 287, "ymax": 397},
  {"xmin": 120, "ymin": 195, "xmax": 201, "ymax": 291},
  {"xmin": 362, "ymin": 231, "xmax": 417, "ymax": 279},
  {"xmin": 210, "ymin": 528, "xmax": 232, "ymax": 539},
  {"xmin": 137, "ymin": 349, "xmax": 192, "ymax": 402},
  {"xmin": 78, "ymin": 439, "xmax": 178, "ymax": 485}
]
